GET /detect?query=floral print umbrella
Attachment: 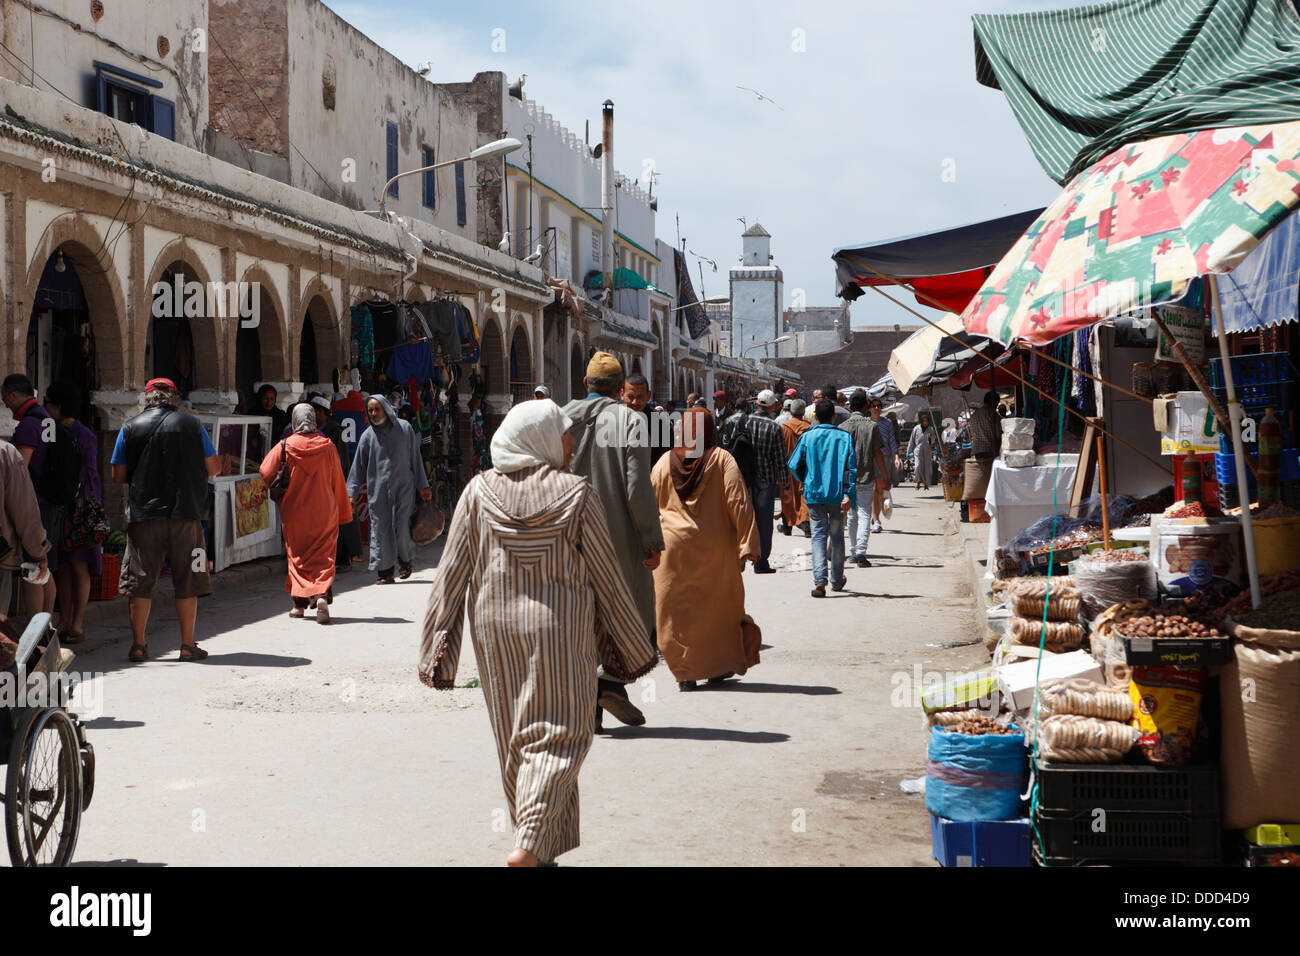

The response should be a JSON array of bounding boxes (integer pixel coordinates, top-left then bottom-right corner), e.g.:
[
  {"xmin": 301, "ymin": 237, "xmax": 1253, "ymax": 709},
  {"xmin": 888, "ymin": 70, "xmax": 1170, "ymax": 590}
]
[{"xmin": 962, "ymin": 120, "xmax": 1300, "ymax": 345}]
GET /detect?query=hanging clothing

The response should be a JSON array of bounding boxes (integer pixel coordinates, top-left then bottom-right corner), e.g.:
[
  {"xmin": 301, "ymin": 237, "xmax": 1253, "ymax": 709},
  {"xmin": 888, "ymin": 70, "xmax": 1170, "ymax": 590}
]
[
  {"xmin": 260, "ymin": 431, "xmax": 352, "ymax": 599},
  {"xmin": 346, "ymin": 395, "xmax": 429, "ymax": 572},
  {"xmin": 651, "ymin": 446, "xmax": 761, "ymax": 683},
  {"xmin": 387, "ymin": 341, "xmax": 437, "ymax": 385},
  {"xmin": 350, "ymin": 303, "xmax": 376, "ymax": 369},
  {"xmin": 415, "ymin": 301, "xmax": 463, "ymax": 364},
  {"xmin": 419, "ymin": 464, "xmax": 656, "ymax": 862}
]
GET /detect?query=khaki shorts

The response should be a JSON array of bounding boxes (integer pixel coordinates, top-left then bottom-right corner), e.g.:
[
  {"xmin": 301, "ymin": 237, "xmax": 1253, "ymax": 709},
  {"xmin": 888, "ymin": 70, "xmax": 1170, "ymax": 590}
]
[{"xmin": 119, "ymin": 519, "xmax": 213, "ymax": 601}]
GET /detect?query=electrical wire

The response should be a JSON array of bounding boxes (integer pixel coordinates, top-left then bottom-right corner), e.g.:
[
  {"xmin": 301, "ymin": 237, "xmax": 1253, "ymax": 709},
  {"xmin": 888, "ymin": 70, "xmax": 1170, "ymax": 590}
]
[{"xmin": 1027, "ymin": 370, "xmax": 1071, "ymax": 864}]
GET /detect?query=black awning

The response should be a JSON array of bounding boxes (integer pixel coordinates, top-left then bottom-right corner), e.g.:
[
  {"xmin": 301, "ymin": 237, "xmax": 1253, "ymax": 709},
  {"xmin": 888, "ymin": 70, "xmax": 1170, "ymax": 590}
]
[{"xmin": 832, "ymin": 208, "xmax": 1045, "ymax": 302}]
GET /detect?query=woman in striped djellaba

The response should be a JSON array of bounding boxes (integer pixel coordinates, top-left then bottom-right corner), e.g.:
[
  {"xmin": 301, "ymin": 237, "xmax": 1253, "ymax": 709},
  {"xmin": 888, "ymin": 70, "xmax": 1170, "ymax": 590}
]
[{"xmin": 419, "ymin": 399, "xmax": 657, "ymax": 866}]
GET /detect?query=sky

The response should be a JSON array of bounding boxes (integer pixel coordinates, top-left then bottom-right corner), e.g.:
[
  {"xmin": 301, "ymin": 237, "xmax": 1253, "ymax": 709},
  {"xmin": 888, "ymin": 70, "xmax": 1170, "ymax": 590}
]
[{"xmin": 327, "ymin": 0, "xmax": 1066, "ymax": 328}]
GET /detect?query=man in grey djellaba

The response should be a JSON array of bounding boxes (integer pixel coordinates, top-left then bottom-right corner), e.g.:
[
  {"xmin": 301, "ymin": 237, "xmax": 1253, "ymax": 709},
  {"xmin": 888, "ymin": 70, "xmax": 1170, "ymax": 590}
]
[{"xmin": 347, "ymin": 394, "xmax": 431, "ymax": 583}]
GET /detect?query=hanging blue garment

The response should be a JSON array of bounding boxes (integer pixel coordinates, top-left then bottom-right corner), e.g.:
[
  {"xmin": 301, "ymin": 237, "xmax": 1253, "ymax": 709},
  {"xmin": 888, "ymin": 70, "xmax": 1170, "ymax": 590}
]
[
  {"xmin": 350, "ymin": 304, "xmax": 375, "ymax": 369},
  {"xmin": 387, "ymin": 341, "xmax": 437, "ymax": 385}
]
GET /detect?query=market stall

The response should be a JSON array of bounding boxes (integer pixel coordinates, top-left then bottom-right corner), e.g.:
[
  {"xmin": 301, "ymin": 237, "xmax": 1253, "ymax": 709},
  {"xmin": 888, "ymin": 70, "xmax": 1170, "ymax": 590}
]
[
  {"xmin": 195, "ymin": 414, "xmax": 282, "ymax": 573},
  {"xmin": 918, "ymin": 0, "xmax": 1300, "ymax": 869}
]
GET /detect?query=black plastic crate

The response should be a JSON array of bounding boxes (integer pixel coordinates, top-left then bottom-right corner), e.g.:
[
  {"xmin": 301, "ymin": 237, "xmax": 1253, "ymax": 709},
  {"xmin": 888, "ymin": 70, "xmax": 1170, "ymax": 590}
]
[
  {"xmin": 1035, "ymin": 760, "xmax": 1219, "ymax": 815},
  {"xmin": 1032, "ymin": 807, "xmax": 1221, "ymax": 866},
  {"xmin": 1120, "ymin": 635, "xmax": 1230, "ymax": 667}
]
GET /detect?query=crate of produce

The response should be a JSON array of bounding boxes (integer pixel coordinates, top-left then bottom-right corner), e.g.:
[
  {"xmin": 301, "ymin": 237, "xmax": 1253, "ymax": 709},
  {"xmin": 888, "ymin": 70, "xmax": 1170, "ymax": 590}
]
[
  {"xmin": 1208, "ymin": 352, "xmax": 1297, "ymax": 414},
  {"xmin": 930, "ymin": 813, "xmax": 1031, "ymax": 867},
  {"xmin": 1032, "ymin": 807, "xmax": 1221, "ymax": 866},
  {"xmin": 1034, "ymin": 760, "xmax": 1219, "ymax": 815},
  {"xmin": 89, "ymin": 553, "xmax": 120, "ymax": 602}
]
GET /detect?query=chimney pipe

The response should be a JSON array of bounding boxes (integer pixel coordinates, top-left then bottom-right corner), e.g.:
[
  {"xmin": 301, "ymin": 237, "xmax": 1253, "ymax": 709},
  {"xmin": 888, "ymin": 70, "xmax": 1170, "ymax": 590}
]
[{"xmin": 601, "ymin": 100, "xmax": 615, "ymax": 294}]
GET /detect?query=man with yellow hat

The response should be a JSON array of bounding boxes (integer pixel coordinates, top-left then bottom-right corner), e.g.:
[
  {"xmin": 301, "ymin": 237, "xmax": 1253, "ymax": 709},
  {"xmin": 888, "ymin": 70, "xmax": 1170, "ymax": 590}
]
[{"xmin": 563, "ymin": 351, "xmax": 664, "ymax": 730}]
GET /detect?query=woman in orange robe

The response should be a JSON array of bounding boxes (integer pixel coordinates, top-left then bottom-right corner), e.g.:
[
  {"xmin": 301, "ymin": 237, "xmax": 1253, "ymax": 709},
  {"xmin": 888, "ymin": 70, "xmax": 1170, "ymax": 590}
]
[
  {"xmin": 650, "ymin": 408, "xmax": 762, "ymax": 690},
  {"xmin": 780, "ymin": 399, "xmax": 811, "ymax": 536},
  {"xmin": 260, "ymin": 404, "xmax": 353, "ymax": 623}
]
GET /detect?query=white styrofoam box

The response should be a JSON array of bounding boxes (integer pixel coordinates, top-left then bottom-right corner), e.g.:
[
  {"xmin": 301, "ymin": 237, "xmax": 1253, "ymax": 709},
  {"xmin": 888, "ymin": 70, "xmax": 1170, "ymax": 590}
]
[
  {"xmin": 997, "ymin": 650, "xmax": 1104, "ymax": 712},
  {"xmin": 1003, "ymin": 450, "xmax": 1037, "ymax": 467},
  {"xmin": 1002, "ymin": 433, "xmax": 1034, "ymax": 451},
  {"xmin": 1033, "ymin": 453, "xmax": 1080, "ymax": 469},
  {"xmin": 1001, "ymin": 417, "xmax": 1035, "ymax": 437}
]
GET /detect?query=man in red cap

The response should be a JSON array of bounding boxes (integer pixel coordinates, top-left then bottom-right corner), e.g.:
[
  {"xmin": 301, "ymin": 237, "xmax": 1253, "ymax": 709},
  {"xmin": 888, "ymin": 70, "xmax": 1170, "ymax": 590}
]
[
  {"xmin": 110, "ymin": 377, "xmax": 222, "ymax": 662},
  {"xmin": 712, "ymin": 389, "xmax": 733, "ymax": 426}
]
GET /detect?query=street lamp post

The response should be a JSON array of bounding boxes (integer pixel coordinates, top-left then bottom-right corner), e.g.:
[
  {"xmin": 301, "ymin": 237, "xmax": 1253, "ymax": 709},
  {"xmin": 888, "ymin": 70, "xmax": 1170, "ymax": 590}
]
[
  {"xmin": 377, "ymin": 137, "xmax": 522, "ymax": 219},
  {"xmin": 742, "ymin": 335, "xmax": 790, "ymax": 359}
]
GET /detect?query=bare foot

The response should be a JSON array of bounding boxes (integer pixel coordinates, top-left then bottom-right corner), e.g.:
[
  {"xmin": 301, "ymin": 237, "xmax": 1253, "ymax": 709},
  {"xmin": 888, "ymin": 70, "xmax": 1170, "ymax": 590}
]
[{"xmin": 507, "ymin": 847, "xmax": 538, "ymax": 867}]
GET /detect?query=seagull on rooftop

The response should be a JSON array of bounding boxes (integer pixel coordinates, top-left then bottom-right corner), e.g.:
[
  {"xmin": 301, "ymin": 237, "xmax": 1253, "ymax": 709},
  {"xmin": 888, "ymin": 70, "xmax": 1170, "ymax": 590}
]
[{"xmin": 416, "ymin": 61, "xmax": 432, "ymax": 77}]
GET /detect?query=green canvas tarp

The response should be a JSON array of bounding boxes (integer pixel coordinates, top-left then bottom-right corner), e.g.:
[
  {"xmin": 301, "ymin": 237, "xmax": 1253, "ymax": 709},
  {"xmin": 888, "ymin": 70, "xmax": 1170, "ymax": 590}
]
[{"xmin": 974, "ymin": 0, "xmax": 1300, "ymax": 184}]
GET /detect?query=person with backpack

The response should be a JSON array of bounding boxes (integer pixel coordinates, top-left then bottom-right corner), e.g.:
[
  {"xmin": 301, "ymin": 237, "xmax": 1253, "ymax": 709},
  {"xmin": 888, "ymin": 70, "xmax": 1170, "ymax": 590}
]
[
  {"xmin": 2, "ymin": 373, "xmax": 79, "ymax": 616},
  {"xmin": 43, "ymin": 381, "xmax": 108, "ymax": 645},
  {"xmin": 718, "ymin": 389, "xmax": 788, "ymax": 574},
  {"xmin": 110, "ymin": 377, "xmax": 223, "ymax": 662}
]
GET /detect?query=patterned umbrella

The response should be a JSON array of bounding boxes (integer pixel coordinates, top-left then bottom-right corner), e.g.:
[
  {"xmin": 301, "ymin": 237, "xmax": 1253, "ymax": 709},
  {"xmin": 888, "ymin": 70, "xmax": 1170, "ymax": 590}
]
[{"xmin": 962, "ymin": 120, "xmax": 1300, "ymax": 345}]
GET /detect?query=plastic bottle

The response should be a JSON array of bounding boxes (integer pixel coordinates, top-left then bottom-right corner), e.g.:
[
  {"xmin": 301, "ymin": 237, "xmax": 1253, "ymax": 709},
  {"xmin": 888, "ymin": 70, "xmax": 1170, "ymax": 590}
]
[
  {"xmin": 1257, "ymin": 408, "xmax": 1281, "ymax": 504},
  {"xmin": 1181, "ymin": 450, "xmax": 1201, "ymax": 506}
]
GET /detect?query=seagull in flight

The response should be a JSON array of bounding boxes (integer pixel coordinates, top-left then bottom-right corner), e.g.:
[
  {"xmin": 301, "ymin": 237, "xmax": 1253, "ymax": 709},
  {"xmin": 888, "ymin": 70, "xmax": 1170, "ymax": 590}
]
[{"xmin": 736, "ymin": 86, "xmax": 783, "ymax": 110}]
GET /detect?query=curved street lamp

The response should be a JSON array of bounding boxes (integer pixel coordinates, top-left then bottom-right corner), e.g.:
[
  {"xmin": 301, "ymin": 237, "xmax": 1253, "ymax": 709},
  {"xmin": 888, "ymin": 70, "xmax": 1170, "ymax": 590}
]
[
  {"xmin": 742, "ymin": 334, "xmax": 790, "ymax": 357},
  {"xmin": 378, "ymin": 137, "xmax": 522, "ymax": 217}
]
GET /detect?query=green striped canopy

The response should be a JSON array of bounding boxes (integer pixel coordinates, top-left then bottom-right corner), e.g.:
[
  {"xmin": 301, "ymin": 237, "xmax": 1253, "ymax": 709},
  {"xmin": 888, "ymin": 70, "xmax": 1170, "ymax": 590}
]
[{"xmin": 974, "ymin": 0, "xmax": 1300, "ymax": 185}]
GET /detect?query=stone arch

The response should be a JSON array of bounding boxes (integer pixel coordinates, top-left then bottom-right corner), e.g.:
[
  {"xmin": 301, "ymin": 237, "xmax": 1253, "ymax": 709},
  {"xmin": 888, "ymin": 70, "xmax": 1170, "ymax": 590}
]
[
  {"xmin": 299, "ymin": 277, "xmax": 341, "ymax": 388},
  {"xmin": 509, "ymin": 321, "xmax": 532, "ymax": 403},
  {"xmin": 21, "ymin": 214, "xmax": 129, "ymax": 392},
  {"xmin": 238, "ymin": 264, "xmax": 288, "ymax": 383},
  {"xmin": 480, "ymin": 310, "xmax": 507, "ymax": 397},
  {"xmin": 142, "ymin": 241, "xmax": 222, "ymax": 393}
]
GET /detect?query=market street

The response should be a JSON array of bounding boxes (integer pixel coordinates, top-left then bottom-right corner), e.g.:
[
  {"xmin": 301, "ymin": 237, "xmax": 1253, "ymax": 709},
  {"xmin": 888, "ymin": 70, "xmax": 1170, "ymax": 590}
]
[{"xmin": 64, "ymin": 487, "xmax": 982, "ymax": 866}]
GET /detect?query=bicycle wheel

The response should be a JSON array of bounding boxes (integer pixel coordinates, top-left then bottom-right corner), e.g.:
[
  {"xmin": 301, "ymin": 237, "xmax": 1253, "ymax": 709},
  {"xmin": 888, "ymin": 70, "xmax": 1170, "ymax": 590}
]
[{"xmin": 5, "ymin": 708, "xmax": 82, "ymax": 867}]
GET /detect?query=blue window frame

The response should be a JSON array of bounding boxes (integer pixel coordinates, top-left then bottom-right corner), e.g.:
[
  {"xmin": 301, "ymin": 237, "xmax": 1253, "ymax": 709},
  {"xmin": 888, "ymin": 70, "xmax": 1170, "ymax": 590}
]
[
  {"xmin": 386, "ymin": 122, "xmax": 399, "ymax": 198},
  {"xmin": 455, "ymin": 161, "xmax": 467, "ymax": 226},
  {"xmin": 422, "ymin": 145, "xmax": 435, "ymax": 209},
  {"xmin": 93, "ymin": 61, "xmax": 175, "ymax": 141}
]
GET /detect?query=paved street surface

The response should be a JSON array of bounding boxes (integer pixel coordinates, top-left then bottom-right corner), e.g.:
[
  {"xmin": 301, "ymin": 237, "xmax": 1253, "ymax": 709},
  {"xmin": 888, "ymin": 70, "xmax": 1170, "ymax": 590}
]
[{"xmin": 69, "ymin": 487, "xmax": 986, "ymax": 866}]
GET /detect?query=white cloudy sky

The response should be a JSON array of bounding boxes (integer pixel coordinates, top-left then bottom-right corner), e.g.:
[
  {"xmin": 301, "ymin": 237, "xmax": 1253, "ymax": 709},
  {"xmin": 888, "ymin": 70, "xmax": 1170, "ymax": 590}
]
[{"xmin": 328, "ymin": 0, "xmax": 1067, "ymax": 327}]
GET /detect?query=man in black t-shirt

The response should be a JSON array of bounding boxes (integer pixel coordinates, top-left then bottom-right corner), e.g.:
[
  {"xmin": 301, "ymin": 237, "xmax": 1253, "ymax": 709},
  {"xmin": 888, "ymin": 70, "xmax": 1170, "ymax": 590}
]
[{"xmin": 111, "ymin": 377, "xmax": 222, "ymax": 663}]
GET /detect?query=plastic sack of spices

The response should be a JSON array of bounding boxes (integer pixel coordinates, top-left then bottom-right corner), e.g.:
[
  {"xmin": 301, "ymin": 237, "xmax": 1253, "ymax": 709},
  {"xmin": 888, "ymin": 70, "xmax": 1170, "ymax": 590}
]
[
  {"xmin": 1129, "ymin": 665, "xmax": 1207, "ymax": 766},
  {"xmin": 1070, "ymin": 551, "xmax": 1158, "ymax": 619}
]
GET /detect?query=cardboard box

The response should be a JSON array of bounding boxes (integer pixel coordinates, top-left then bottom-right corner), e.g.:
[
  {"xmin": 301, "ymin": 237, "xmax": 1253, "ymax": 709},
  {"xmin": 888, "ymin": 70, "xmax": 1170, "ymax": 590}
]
[
  {"xmin": 1159, "ymin": 390, "xmax": 1219, "ymax": 455},
  {"xmin": 997, "ymin": 650, "xmax": 1104, "ymax": 712},
  {"xmin": 921, "ymin": 668, "xmax": 997, "ymax": 714}
]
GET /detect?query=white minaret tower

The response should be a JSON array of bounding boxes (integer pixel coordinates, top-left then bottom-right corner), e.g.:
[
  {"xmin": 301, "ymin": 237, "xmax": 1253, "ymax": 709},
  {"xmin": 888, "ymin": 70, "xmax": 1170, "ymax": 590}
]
[{"xmin": 729, "ymin": 222, "xmax": 783, "ymax": 358}]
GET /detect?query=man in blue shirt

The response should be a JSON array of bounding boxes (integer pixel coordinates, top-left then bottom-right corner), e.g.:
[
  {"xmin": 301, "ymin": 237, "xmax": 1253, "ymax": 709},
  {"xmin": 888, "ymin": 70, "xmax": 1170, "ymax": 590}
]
[
  {"xmin": 787, "ymin": 399, "xmax": 856, "ymax": 598},
  {"xmin": 110, "ymin": 377, "xmax": 222, "ymax": 663}
]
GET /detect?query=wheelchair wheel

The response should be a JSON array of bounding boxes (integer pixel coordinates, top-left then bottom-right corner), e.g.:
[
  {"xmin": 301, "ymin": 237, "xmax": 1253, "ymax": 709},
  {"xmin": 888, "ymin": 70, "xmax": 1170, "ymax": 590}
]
[{"xmin": 5, "ymin": 708, "xmax": 82, "ymax": 867}]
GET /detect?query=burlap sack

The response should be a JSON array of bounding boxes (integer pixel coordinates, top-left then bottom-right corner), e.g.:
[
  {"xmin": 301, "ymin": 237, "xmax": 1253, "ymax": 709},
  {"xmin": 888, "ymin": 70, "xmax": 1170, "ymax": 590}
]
[{"xmin": 1221, "ymin": 620, "xmax": 1300, "ymax": 829}]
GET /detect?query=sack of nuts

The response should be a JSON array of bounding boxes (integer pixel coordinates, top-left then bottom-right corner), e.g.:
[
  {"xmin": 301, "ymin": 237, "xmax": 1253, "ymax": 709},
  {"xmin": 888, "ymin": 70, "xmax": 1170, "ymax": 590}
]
[{"xmin": 1038, "ymin": 678, "xmax": 1133, "ymax": 721}]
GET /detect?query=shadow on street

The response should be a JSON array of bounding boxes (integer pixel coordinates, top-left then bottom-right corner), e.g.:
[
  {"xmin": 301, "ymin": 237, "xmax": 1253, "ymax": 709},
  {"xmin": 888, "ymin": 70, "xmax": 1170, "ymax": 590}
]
[{"xmin": 601, "ymin": 726, "xmax": 791, "ymax": 742}]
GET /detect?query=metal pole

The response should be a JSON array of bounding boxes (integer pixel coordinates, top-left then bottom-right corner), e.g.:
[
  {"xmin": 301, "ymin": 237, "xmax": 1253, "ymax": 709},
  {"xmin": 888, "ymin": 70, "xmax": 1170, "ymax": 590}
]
[{"xmin": 1207, "ymin": 274, "xmax": 1262, "ymax": 608}]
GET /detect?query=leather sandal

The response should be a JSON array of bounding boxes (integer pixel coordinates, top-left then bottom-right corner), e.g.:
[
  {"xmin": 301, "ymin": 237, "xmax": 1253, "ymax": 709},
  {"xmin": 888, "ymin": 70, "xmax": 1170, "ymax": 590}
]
[
  {"xmin": 128, "ymin": 644, "xmax": 147, "ymax": 663},
  {"xmin": 179, "ymin": 644, "xmax": 209, "ymax": 662},
  {"xmin": 60, "ymin": 628, "xmax": 85, "ymax": 646}
]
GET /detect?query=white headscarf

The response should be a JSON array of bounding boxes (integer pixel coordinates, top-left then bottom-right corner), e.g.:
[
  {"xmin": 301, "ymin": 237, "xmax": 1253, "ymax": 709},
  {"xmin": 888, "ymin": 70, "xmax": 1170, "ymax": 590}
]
[{"xmin": 490, "ymin": 399, "xmax": 573, "ymax": 474}]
